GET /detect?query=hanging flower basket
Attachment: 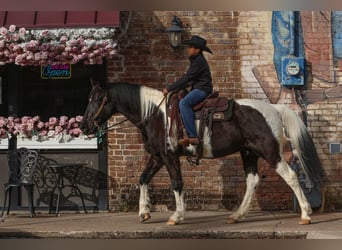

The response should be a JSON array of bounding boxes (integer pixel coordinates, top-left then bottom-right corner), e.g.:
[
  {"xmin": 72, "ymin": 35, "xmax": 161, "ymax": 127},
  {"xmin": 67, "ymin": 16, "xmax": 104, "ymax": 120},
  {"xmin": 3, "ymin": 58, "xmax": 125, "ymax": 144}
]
[{"xmin": 0, "ymin": 25, "xmax": 118, "ymax": 66}]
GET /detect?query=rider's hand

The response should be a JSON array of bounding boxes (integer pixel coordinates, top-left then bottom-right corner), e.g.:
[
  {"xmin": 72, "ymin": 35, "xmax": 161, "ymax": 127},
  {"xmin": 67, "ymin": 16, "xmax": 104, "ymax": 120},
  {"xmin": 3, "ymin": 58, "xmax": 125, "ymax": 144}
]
[{"xmin": 162, "ymin": 88, "xmax": 168, "ymax": 96}]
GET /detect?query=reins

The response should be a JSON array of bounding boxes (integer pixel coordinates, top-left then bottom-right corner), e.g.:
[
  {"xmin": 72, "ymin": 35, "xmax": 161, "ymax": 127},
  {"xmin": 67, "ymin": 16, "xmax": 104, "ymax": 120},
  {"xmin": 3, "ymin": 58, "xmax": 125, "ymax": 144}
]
[
  {"xmin": 94, "ymin": 93, "xmax": 167, "ymax": 137},
  {"xmin": 93, "ymin": 92, "xmax": 108, "ymax": 122}
]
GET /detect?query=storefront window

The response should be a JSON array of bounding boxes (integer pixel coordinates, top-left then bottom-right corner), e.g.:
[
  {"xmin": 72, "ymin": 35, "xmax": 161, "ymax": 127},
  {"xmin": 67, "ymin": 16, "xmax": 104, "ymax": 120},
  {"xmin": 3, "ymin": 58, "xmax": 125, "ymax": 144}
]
[{"xmin": 18, "ymin": 64, "xmax": 95, "ymax": 120}]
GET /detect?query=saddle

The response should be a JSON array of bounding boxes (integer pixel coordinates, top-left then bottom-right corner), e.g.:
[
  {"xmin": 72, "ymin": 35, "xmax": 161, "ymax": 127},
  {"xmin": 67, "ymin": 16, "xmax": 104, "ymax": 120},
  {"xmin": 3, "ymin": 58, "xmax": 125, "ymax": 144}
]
[
  {"xmin": 193, "ymin": 91, "xmax": 233, "ymax": 122},
  {"xmin": 167, "ymin": 89, "xmax": 234, "ymax": 163}
]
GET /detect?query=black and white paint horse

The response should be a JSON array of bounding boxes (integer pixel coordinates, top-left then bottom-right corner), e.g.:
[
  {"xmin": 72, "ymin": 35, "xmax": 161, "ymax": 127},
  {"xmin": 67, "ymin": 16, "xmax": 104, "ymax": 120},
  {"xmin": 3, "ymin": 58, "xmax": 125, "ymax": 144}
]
[{"xmin": 81, "ymin": 82, "xmax": 325, "ymax": 225}]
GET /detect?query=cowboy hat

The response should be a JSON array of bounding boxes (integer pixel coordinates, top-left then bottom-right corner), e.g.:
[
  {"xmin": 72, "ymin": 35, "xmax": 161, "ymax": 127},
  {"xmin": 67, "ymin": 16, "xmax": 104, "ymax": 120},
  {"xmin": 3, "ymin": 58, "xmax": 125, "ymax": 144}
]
[{"xmin": 182, "ymin": 35, "xmax": 213, "ymax": 54}]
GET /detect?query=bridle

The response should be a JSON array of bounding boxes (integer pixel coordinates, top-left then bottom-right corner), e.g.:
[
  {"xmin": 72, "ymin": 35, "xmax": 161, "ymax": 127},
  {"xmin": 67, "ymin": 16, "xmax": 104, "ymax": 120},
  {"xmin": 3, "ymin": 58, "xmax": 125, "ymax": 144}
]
[
  {"xmin": 93, "ymin": 90, "xmax": 109, "ymax": 128},
  {"xmin": 91, "ymin": 89, "xmax": 167, "ymax": 136}
]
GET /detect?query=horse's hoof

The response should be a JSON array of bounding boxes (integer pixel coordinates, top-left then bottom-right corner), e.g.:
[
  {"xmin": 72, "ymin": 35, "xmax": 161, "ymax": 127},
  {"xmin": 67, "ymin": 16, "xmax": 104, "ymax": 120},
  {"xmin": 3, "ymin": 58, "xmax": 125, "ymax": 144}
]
[
  {"xmin": 140, "ymin": 213, "xmax": 151, "ymax": 223},
  {"xmin": 298, "ymin": 219, "xmax": 311, "ymax": 225},
  {"xmin": 166, "ymin": 219, "xmax": 179, "ymax": 226},
  {"xmin": 226, "ymin": 218, "xmax": 238, "ymax": 224}
]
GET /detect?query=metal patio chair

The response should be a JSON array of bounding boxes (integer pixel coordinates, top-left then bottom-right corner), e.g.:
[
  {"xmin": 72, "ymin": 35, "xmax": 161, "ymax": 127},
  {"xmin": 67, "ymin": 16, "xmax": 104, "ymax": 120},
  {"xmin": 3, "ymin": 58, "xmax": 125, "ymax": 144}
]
[{"xmin": 1, "ymin": 148, "xmax": 39, "ymax": 217}]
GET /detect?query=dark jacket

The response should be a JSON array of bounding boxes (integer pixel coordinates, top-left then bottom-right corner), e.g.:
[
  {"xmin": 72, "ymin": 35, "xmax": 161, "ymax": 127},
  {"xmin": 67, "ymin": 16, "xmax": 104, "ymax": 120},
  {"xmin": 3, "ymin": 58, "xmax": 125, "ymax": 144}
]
[{"xmin": 167, "ymin": 53, "xmax": 213, "ymax": 94}]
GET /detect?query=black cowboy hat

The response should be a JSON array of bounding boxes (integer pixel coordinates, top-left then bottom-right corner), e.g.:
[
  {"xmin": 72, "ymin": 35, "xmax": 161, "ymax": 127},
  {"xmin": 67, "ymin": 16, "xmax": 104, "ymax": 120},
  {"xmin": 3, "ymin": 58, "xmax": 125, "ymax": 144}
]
[{"xmin": 182, "ymin": 35, "xmax": 213, "ymax": 54}]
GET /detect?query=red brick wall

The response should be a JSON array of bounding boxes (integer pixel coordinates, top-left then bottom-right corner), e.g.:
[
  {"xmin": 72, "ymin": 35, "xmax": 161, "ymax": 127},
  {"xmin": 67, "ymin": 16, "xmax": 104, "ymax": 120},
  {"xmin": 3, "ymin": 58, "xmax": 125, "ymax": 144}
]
[
  {"xmin": 307, "ymin": 100, "xmax": 342, "ymax": 211},
  {"xmin": 301, "ymin": 11, "xmax": 334, "ymax": 82}
]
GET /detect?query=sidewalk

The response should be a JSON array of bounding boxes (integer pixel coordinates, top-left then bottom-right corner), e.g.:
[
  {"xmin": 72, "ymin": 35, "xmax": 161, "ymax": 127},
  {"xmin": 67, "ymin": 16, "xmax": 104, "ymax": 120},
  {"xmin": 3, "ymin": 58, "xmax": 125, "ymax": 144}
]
[{"xmin": 1, "ymin": 210, "xmax": 342, "ymax": 239}]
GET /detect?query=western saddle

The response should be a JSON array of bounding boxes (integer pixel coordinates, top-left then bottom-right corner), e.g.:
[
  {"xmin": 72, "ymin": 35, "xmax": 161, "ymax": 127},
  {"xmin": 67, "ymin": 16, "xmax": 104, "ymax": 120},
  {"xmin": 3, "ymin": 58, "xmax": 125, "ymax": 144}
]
[{"xmin": 167, "ymin": 89, "xmax": 234, "ymax": 164}]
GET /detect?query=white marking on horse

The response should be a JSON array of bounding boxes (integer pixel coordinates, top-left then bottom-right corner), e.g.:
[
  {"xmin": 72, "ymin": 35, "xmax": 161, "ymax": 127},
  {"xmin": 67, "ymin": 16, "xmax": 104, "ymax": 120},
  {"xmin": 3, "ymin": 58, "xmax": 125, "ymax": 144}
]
[
  {"xmin": 167, "ymin": 116, "xmax": 179, "ymax": 151},
  {"xmin": 186, "ymin": 123, "xmax": 214, "ymax": 158},
  {"xmin": 236, "ymin": 99, "xmax": 283, "ymax": 143},
  {"xmin": 140, "ymin": 86, "xmax": 178, "ymax": 151},
  {"xmin": 169, "ymin": 190, "xmax": 185, "ymax": 223},
  {"xmin": 275, "ymin": 160, "xmax": 312, "ymax": 221},
  {"xmin": 140, "ymin": 86, "xmax": 166, "ymax": 121},
  {"xmin": 139, "ymin": 184, "xmax": 151, "ymax": 216},
  {"xmin": 230, "ymin": 173, "xmax": 260, "ymax": 220}
]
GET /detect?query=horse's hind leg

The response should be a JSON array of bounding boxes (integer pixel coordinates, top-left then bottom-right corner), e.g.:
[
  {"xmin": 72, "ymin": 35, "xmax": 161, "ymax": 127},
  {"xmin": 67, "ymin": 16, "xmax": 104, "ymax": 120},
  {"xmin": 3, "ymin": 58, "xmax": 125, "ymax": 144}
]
[
  {"xmin": 228, "ymin": 150, "xmax": 259, "ymax": 223},
  {"xmin": 275, "ymin": 160, "xmax": 312, "ymax": 225},
  {"xmin": 139, "ymin": 155, "xmax": 164, "ymax": 223}
]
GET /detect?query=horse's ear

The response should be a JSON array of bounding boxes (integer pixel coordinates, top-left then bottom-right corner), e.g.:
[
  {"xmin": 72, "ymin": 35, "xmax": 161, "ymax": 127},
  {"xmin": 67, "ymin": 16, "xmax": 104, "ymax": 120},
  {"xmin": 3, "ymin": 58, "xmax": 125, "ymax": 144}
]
[
  {"xmin": 90, "ymin": 77, "xmax": 95, "ymax": 89},
  {"xmin": 90, "ymin": 77, "xmax": 101, "ymax": 89}
]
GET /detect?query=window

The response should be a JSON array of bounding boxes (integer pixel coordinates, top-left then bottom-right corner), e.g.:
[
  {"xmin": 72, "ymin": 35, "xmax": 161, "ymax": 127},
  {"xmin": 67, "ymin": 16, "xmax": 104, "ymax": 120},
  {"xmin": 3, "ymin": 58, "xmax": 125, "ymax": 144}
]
[{"xmin": 15, "ymin": 63, "xmax": 104, "ymax": 121}]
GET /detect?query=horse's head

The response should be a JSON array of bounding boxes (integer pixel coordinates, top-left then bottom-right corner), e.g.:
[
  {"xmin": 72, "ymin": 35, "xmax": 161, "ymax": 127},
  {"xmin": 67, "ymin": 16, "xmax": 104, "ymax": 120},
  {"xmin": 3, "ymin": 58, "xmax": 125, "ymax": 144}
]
[{"xmin": 80, "ymin": 79, "xmax": 113, "ymax": 135}]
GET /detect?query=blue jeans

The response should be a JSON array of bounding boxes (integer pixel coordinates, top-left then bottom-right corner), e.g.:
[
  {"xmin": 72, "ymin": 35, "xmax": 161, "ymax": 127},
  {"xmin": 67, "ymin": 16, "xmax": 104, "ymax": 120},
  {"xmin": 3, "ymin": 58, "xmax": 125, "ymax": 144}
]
[{"xmin": 179, "ymin": 89, "xmax": 208, "ymax": 138}]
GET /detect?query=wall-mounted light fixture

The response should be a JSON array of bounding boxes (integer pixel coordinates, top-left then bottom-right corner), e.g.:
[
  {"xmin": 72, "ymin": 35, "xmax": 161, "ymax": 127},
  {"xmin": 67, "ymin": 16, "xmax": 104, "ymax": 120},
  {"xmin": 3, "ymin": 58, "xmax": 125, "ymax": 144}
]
[{"xmin": 166, "ymin": 16, "xmax": 184, "ymax": 49}]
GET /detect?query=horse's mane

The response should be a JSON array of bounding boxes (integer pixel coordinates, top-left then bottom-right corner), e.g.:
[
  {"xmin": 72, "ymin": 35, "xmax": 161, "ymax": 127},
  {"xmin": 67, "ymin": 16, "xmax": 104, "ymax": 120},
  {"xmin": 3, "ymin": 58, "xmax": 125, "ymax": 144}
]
[
  {"xmin": 105, "ymin": 82, "xmax": 165, "ymax": 120},
  {"xmin": 106, "ymin": 82, "xmax": 141, "ymax": 109}
]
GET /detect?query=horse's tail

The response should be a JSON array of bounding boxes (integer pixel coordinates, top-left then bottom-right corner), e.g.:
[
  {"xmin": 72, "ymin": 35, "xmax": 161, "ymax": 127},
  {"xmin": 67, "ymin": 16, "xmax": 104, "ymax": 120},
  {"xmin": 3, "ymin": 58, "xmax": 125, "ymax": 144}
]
[{"xmin": 273, "ymin": 104, "xmax": 326, "ymax": 185}]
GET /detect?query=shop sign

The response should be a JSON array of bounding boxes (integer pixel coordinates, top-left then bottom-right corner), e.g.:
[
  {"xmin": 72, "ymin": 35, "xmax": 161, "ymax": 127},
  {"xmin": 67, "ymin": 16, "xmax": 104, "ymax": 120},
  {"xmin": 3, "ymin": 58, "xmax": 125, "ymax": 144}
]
[{"xmin": 41, "ymin": 64, "xmax": 72, "ymax": 79}]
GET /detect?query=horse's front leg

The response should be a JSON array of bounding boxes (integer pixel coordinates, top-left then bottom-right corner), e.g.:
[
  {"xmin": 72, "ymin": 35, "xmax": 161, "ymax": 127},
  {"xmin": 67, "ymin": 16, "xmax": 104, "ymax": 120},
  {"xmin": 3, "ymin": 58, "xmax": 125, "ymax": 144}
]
[
  {"xmin": 167, "ymin": 189, "xmax": 185, "ymax": 225},
  {"xmin": 139, "ymin": 155, "xmax": 163, "ymax": 223},
  {"xmin": 163, "ymin": 155, "xmax": 185, "ymax": 225}
]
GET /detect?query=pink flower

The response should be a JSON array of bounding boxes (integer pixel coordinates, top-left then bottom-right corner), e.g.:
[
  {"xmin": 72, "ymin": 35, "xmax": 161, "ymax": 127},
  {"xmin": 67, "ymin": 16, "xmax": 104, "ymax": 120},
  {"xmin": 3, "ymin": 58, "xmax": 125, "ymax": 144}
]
[
  {"xmin": 21, "ymin": 116, "xmax": 30, "ymax": 124},
  {"xmin": 68, "ymin": 117, "xmax": 76, "ymax": 127},
  {"xmin": 41, "ymin": 30, "xmax": 50, "ymax": 37},
  {"xmin": 49, "ymin": 117, "xmax": 58, "ymax": 126},
  {"xmin": 37, "ymin": 121, "xmax": 45, "ymax": 129},
  {"xmin": 18, "ymin": 27, "xmax": 26, "ymax": 36},
  {"xmin": 0, "ymin": 117, "xmax": 7, "ymax": 127},
  {"xmin": 76, "ymin": 115, "xmax": 83, "ymax": 122},
  {"xmin": 59, "ymin": 116, "xmax": 68, "ymax": 127},
  {"xmin": 32, "ymin": 116, "xmax": 40, "ymax": 122},
  {"xmin": 9, "ymin": 25, "xmax": 16, "ymax": 33},
  {"xmin": 54, "ymin": 125, "xmax": 63, "ymax": 135},
  {"xmin": 27, "ymin": 120, "xmax": 34, "ymax": 131},
  {"xmin": 13, "ymin": 45, "xmax": 22, "ymax": 52},
  {"xmin": 41, "ymin": 44, "xmax": 49, "ymax": 51},
  {"xmin": 0, "ymin": 128, "xmax": 7, "ymax": 138},
  {"xmin": 72, "ymin": 122, "xmax": 79, "ymax": 128},
  {"xmin": 12, "ymin": 33, "xmax": 19, "ymax": 41},
  {"xmin": 0, "ymin": 27, "xmax": 8, "ymax": 36},
  {"xmin": 69, "ymin": 127, "xmax": 82, "ymax": 137},
  {"xmin": 60, "ymin": 36, "xmax": 68, "ymax": 43}
]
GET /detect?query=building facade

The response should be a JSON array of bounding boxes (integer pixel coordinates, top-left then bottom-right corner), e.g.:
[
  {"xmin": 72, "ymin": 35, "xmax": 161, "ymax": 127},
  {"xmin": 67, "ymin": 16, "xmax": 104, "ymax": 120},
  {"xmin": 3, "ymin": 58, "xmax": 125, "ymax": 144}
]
[{"xmin": 0, "ymin": 11, "xmax": 341, "ymax": 213}]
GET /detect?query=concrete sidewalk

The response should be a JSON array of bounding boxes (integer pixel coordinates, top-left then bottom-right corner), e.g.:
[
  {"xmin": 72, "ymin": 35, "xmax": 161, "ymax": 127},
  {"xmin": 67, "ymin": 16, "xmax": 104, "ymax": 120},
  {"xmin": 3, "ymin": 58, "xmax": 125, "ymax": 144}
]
[{"xmin": 1, "ymin": 210, "xmax": 342, "ymax": 239}]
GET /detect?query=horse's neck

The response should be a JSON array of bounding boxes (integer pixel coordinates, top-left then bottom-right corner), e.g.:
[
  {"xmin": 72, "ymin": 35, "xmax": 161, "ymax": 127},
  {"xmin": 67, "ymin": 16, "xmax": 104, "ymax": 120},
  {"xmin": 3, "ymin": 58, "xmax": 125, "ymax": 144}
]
[
  {"xmin": 109, "ymin": 83, "xmax": 145, "ymax": 124},
  {"xmin": 108, "ymin": 83, "xmax": 165, "ymax": 127}
]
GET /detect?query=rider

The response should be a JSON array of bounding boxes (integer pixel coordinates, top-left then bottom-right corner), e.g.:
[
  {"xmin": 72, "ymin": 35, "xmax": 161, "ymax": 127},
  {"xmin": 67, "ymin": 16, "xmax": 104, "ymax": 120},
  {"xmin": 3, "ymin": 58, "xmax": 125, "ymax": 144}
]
[{"xmin": 163, "ymin": 35, "xmax": 213, "ymax": 147}]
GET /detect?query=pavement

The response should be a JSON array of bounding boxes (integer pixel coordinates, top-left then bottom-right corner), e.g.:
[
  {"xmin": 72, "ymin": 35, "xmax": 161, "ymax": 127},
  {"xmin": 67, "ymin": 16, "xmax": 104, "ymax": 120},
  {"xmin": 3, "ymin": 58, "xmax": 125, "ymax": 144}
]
[{"xmin": 1, "ymin": 210, "xmax": 342, "ymax": 239}]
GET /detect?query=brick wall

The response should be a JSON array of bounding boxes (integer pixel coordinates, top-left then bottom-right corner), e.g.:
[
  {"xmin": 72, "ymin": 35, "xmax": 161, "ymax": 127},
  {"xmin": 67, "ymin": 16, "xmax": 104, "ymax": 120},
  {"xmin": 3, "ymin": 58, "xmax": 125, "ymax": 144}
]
[
  {"xmin": 105, "ymin": 11, "xmax": 341, "ymax": 213},
  {"xmin": 301, "ymin": 11, "xmax": 334, "ymax": 82},
  {"xmin": 239, "ymin": 11, "xmax": 272, "ymax": 100},
  {"xmin": 307, "ymin": 100, "xmax": 342, "ymax": 211}
]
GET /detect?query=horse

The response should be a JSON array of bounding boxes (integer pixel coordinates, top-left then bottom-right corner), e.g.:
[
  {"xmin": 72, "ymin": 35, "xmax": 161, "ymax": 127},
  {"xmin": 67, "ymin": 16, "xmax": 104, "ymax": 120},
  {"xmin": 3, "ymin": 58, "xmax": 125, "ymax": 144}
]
[{"xmin": 80, "ymin": 81, "xmax": 325, "ymax": 225}]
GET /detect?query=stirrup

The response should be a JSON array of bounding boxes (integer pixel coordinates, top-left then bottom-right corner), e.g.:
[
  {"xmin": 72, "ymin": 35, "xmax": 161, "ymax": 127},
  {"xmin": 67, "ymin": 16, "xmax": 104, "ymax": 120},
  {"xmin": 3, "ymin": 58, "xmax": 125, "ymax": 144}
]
[{"xmin": 186, "ymin": 156, "xmax": 200, "ymax": 166}]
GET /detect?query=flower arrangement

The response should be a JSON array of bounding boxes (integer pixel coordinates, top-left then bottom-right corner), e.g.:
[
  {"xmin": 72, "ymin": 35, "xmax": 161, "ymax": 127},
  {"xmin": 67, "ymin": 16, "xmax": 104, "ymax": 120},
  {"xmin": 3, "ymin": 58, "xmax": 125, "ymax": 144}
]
[
  {"xmin": 0, "ymin": 25, "xmax": 118, "ymax": 66},
  {"xmin": 0, "ymin": 115, "xmax": 92, "ymax": 142}
]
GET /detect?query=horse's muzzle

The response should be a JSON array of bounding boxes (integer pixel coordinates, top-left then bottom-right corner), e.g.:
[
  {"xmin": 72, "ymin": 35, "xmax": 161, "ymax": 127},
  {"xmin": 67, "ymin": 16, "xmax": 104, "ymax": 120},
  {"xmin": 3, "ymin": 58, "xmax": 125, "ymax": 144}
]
[{"xmin": 80, "ymin": 121, "xmax": 95, "ymax": 135}]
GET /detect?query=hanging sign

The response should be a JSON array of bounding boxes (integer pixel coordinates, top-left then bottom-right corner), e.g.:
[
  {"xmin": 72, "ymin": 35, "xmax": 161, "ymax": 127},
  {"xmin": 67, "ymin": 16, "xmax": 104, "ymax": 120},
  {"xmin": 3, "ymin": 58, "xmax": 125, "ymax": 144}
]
[{"xmin": 41, "ymin": 64, "xmax": 72, "ymax": 79}]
